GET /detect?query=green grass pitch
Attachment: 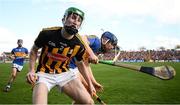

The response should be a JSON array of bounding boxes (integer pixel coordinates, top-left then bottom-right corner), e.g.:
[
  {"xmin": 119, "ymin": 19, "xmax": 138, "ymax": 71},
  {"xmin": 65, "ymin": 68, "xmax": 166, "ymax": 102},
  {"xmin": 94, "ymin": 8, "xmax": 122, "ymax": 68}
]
[{"xmin": 0, "ymin": 62, "xmax": 180, "ymax": 104}]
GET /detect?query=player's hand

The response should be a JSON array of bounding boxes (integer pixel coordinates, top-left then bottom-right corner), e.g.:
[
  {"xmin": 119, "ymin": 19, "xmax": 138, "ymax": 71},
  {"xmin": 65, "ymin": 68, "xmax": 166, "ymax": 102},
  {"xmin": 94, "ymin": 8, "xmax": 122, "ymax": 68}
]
[
  {"xmin": 88, "ymin": 83, "xmax": 96, "ymax": 97},
  {"xmin": 93, "ymin": 81, "xmax": 103, "ymax": 92},
  {"xmin": 26, "ymin": 71, "xmax": 37, "ymax": 85},
  {"xmin": 9, "ymin": 55, "xmax": 15, "ymax": 60},
  {"xmin": 89, "ymin": 54, "xmax": 99, "ymax": 64}
]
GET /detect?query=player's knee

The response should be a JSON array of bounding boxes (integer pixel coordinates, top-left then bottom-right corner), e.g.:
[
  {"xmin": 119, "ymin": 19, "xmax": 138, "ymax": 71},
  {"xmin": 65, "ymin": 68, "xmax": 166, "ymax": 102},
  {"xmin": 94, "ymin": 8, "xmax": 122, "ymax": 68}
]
[
  {"xmin": 11, "ymin": 73, "xmax": 16, "ymax": 78},
  {"xmin": 84, "ymin": 98, "xmax": 94, "ymax": 104},
  {"xmin": 77, "ymin": 97, "xmax": 94, "ymax": 104},
  {"xmin": 88, "ymin": 98, "xmax": 94, "ymax": 104}
]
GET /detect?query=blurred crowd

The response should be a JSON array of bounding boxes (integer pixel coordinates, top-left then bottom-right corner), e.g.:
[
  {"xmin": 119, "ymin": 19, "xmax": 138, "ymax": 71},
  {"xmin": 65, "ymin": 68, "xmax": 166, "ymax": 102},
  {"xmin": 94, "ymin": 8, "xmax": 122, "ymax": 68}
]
[
  {"xmin": 101, "ymin": 49, "xmax": 180, "ymax": 62},
  {"xmin": 1, "ymin": 49, "xmax": 180, "ymax": 63}
]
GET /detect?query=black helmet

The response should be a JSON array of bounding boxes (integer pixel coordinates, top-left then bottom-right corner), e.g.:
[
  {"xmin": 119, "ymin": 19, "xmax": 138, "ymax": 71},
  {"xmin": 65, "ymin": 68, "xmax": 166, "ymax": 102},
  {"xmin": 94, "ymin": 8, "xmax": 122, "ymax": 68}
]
[{"xmin": 101, "ymin": 31, "xmax": 118, "ymax": 46}]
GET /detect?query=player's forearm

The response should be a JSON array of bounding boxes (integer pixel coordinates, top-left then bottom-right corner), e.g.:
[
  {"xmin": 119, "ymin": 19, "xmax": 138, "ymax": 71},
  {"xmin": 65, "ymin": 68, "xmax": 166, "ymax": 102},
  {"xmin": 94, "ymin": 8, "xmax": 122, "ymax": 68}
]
[
  {"xmin": 29, "ymin": 51, "xmax": 37, "ymax": 72},
  {"xmin": 29, "ymin": 45, "xmax": 39, "ymax": 72},
  {"xmin": 77, "ymin": 61, "xmax": 92, "ymax": 86},
  {"xmin": 9, "ymin": 54, "xmax": 15, "ymax": 59},
  {"xmin": 89, "ymin": 70, "xmax": 97, "ymax": 84},
  {"xmin": 85, "ymin": 62, "xmax": 97, "ymax": 83},
  {"xmin": 27, "ymin": 46, "xmax": 38, "ymax": 85}
]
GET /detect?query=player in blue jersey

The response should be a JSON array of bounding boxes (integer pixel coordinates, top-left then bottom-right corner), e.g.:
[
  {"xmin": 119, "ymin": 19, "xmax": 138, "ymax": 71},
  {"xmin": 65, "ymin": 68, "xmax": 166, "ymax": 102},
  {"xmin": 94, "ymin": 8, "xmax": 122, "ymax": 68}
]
[
  {"xmin": 4, "ymin": 39, "xmax": 28, "ymax": 92},
  {"xmin": 69, "ymin": 31, "xmax": 118, "ymax": 92}
]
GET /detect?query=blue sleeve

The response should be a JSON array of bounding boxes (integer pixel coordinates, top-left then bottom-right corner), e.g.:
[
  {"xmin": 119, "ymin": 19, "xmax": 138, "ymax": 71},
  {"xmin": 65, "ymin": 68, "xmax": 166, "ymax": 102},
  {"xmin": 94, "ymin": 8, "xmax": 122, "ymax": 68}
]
[
  {"xmin": 25, "ymin": 48, "xmax": 28, "ymax": 54},
  {"xmin": 11, "ymin": 48, "xmax": 15, "ymax": 54},
  {"xmin": 88, "ymin": 35, "xmax": 101, "ymax": 53}
]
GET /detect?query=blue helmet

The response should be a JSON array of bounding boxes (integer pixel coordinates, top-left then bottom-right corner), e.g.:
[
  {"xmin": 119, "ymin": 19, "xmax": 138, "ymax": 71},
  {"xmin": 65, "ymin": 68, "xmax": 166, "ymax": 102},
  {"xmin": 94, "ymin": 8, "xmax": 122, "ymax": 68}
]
[{"xmin": 101, "ymin": 31, "xmax": 118, "ymax": 46}]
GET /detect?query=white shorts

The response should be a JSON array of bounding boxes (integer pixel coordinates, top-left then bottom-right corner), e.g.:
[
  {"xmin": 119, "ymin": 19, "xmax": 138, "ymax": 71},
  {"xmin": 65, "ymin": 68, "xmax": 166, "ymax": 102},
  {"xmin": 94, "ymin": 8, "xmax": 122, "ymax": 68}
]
[
  {"xmin": 36, "ymin": 70, "xmax": 77, "ymax": 92},
  {"xmin": 69, "ymin": 67, "xmax": 79, "ymax": 74},
  {"xmin": 12, "ymin": 63, "xmax": 23, "ymax": 72}
]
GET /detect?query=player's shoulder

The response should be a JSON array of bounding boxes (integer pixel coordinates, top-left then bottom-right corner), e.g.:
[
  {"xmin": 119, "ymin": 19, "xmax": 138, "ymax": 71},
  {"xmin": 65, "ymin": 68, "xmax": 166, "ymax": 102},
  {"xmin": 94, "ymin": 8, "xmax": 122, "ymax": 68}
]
[
  {"xmin": 75, "ymin": 34, "xmax": 85, "ymax": 44},
  {"xmin": 12, "ymin": 48, "xmax": 16, "ymax": 51},
  {"xmin": 40, "ymin": 26, "xmax": 62, "ymax": 37},
  {"xmin": 87, "ymin": 35, "xmax": 98, "ymax": 39},
  {"xmin": 22, "ymin": 47, "xmax": 28, "ymax": 51},
  {"xmin": 42, "ymin": 26, "xmax": 62, "ymax": 31},
  {"xmin": 11, "ymin": 47, "xmax": 19, "ymax": 53},
  {"xmin": 87, "ymin": 35, "xmax": 100, "ymax": 43},
  {"xmin": 14, "ymin": 47, "xmax": 28, "ymax": 51}
]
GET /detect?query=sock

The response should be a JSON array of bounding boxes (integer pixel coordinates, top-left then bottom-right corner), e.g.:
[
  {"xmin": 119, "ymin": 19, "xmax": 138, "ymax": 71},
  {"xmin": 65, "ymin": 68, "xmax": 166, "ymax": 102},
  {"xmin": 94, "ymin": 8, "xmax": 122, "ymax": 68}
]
[{"xmin": 7, "ymin": 82, "xmax": 12, "ymax": 87}]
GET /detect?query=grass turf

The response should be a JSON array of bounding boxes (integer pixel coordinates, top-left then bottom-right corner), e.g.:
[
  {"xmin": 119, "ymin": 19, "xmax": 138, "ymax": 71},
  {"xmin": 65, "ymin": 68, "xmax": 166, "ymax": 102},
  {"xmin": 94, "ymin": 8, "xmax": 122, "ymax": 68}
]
[{"xmin": 0, "ymin": 62, "xmax": 180, "ymax": 104}]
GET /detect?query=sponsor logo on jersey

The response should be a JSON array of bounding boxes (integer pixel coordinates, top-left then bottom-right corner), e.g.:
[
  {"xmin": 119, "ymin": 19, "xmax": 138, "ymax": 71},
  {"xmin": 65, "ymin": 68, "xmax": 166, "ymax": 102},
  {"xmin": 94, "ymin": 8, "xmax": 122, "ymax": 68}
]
[
  {"xmin": 59, "ymin": 42, "xmax": 67, "ymax": 47},
  {"xmin": 47, "ymin": 53, "xmax": 69, "ymax": 62},
  {"xmin": 48, "ymin": 41, "xmax": 56, "ymax": 47}
]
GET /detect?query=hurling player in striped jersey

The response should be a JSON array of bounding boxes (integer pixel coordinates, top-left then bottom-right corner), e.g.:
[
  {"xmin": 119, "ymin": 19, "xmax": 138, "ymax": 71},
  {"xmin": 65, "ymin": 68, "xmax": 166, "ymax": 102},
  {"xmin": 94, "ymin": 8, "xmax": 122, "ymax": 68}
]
[{"xmin": 26, "ymin": 7, "xmax": 95, "ymax": 104}]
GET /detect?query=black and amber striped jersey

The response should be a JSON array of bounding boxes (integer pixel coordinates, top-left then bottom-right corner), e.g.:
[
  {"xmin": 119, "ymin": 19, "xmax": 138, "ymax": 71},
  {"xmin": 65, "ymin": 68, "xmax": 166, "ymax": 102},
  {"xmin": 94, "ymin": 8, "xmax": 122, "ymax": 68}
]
[{"xmin": 34, "ymin": 27, "xmax": 86, "ymax": 74}]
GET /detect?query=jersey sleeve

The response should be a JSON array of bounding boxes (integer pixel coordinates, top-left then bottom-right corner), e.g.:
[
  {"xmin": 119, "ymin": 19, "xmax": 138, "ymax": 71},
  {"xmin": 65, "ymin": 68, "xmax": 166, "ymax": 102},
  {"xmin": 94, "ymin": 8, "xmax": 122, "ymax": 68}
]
[
  {"xmin": 74, "ymin": 47, "xmax": 86, "ymax": 61},
  {"xmin": 25, "ymin": 48, "xmax": 28, "ymax": 54},
  {"xmin": 88, "ymin": 35, "xmax": 101, "ymax": 53},
  {"xmin": 34, "ymin": 30, "xmax": 49, "ymax": 48},
  {"xmin": 11, "ymin": 48, "xmax": 15, "ymax": 55}
]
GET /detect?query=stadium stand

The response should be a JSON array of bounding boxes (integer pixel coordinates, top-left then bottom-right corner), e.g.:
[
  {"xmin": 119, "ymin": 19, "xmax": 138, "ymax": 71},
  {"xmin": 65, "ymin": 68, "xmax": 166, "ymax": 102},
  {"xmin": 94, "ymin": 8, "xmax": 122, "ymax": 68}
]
[
  {"xmin": 1, "ymin": 49, "xmax": 180, "ymax": 63},
  {"xmin": 100, "ymin": 49, "xmax": 180, "ymax": 62}
]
